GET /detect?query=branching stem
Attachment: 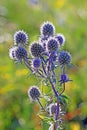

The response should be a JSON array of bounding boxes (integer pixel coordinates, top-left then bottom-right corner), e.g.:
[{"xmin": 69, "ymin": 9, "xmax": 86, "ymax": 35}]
[
  {"xmin": 48, "ymin": 77, "xmax": 60, "ymax": 130},
  {"xmin": 37, "ymin": 98, "xmax": 46, "ymax": 112}
]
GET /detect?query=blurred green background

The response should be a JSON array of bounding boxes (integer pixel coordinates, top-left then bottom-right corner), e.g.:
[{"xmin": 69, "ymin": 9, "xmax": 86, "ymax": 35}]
[{"xmin": 0, "ymin": 0, "xmax": 87, "ymax": 130}]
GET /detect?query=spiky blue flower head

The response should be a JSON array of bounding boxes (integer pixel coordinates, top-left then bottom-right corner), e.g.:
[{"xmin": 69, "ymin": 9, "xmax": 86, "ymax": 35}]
[
  {"xmin": 46, "ymin": 37, "xmax": 58, "ymax": 52},
  {"xmin": 59, "ymin": 73, "xmax": 72, "ymax": 85},
  {"xmin": 9, "ymin": 46, "xmax": 18, "ymax": 60},
  {"xmin": 32, "ymin": 57, "xmax": 41, "ymax": 69},
  {"xmin": 55, "ymin": 33, "xmax": 65, "ymax": 46},
  {"xmin": 14, "ymin": 30, "xmax": 28, "ymax": 46},
  {"xmin": 40, "ymin": 21, "xmax": 55, "ymax": 37},
  {"xmin": 29, "ymin": 42, "xmax": 44, "ymax": 57},
  {"xmin": 15, "ymin": 46, "xmax": 28, "ymax": 61},
  {"xmin": 60, "ymin": 74, "xmax": 68, "ymax": 81},
  {"xmin": 58, "ymin": 51, "xmax": 71, "ymax": 66},
  {"xmin": 28, "ymin": 86, "xmax": 40, "ymax": 101}
]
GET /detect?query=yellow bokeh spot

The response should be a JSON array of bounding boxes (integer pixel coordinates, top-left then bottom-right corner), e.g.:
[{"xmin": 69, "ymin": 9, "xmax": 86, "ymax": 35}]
[
  {"xmin": 0, "ymin": 65, "xmax": 10, "ymax": 72},
  {"xmin": 55, "ymin": 0, "xmax": 66, "ymax": 8},
  {"xmin": 65, "ymin": 80, "xmax": 78, "ymax": 93},
  {"xmin": 16, "ymin": 69, "xmax": 28, "ymax": 76},
  {"xmin": 3, "ymin": 73, "xmax": 11, "ymax": 80},
  {"xmin": 78, "ymin": 58, "xmax": 87, "ymax": 67},
  {"xmin": 0, "ymin": 85, "xmax": 15, "ymax": 95},
  {"xmin": 70, "ymin": 122, "xmax": 80, "ymax": 130},
  {"xmin": 35, "ymin": 125, "xmax": 41, "ymax": 130}
]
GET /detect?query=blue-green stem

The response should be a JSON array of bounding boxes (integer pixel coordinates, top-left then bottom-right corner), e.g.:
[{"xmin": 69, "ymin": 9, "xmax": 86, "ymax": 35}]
[
  {"xmin": 37, "ymin": 97, "xmax": 46, "ymax": 112},
  {"xmin": 48, "ymin": 78, "xmax": 60, "ymax": 130}
]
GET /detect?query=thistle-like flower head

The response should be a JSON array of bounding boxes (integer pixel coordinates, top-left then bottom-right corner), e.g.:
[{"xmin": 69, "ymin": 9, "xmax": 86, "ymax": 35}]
[
  {"xmin": 58, "ymin": 51, "xmax": 71, "ymax": 66},
  {"xmin": 40, "ymin": 21, "xmax": 55, "ymax": 37},
  {"xmin": 32, "ymin": 57, "xmax": 41, "ymax": 69},
  {"xmin": 15, "ymin": 46, "xmax": 28, "ymax": 61},
  {"xmin": 46, "ymin": 37, "xmax": 58, "ymax": 52},
  {"xmin": 55, "ymin": 33, "xmax": 65, "ymax": 46},
  {"xmin": 28, "ymin": 86, "xmax": 40, "ymax": 101},
  {"xmin": 29, "ymin": 42, "xmax": 44, "ymax": 57},
  {"xmin": 59, "ymin": 73, "xmax": 71, "ymax": 85},
  {"xmin": 49, "ymin": 103, "xmax": 57, "ymax": 116},
  {"xmin": 9, "ymin": 46, "xmax": 18, "ymax": 60},
  {"xmin": 14, "ymin": 30, "xmax": 28, "ymax": 46}
]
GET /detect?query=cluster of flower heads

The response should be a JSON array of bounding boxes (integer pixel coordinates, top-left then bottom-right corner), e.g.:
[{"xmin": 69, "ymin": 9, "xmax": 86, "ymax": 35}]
[
  {"xmin": 9, "ymin": 30, "xmax": 28, "ymax": 62},
  {"xmin": 9, "ymin": 21, "xmax": 72, "ymax": 130},
  {"xmin": 9, "ymin": 21, "xmax": 71, "ymax": 68}
]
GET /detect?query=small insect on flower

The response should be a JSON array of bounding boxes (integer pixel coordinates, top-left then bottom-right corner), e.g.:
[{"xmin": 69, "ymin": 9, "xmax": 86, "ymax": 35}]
[
  {"xmin": 14, "ymin": 30, "xmax": 28, "ymax": 46},
  {"xmin": 32, "ymin": 57, "xmax": 41, "ymax": 69},
  {"xmin": 9, "ymin": 46, "xmax": 18, "ymax": 60},
  {"xmin": 15, "ymin": 46, "xmax": 28, "ymax": 61},
  {"xmin": 58, "ymin": 51, "xmax": 72, "ymax": 67},
  {"xmin": 29, "ymin": 42, "xmax": 44, "ymax": 57},
  {"xmin": 59, "ymin": 73, "xmax": 72, "ymax": 85},
  {"xmin": 28, "ymin": 86, "xmax": 40, "ymax": 101},
  {"xmin": 55, "ymin": 33, "xmax": 65, "ymax": 46},
  {"xmin": 46, "ymin": 37, "xmax": 59, "ymax": 53},
  {"xmin": 40, "ymin": 21, "xmax": 55, "ymax": 37}
]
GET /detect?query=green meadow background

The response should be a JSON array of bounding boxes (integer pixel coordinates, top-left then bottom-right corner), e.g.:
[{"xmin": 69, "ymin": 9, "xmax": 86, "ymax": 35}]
[{"xmin": 0, "ymin": 0, "xmax": 87, "ymax": 130}]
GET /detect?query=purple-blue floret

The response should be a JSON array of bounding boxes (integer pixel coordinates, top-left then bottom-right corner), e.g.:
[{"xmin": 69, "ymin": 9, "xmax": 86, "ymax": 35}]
[
  {"xmin": 14, "ymin": 30, "xmax": 28, "ymax": 45},
  {"xmin": 28, "ymin": 86, "xmax": 40, "ymax": 100},
  {"xmin": 58, "ymin": 51, "xmax": 71, "ymax": 66}
]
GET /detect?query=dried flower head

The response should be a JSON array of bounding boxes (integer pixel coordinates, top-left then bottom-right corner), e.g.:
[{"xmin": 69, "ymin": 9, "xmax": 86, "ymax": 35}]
[
  {"xmin": 14, "ymin": 30, "xmax": 28, "ymax": 46},
  {"xmin": 40, "ymin": 21, "xmax": 55, "ymax": 37},
  {"xmin": 58, "ymin": 51, "xmax": 71, "ymax": 66},
  {"xmin": 28, "ymin": 86, "xmax": 40, "ymax": 101},
  {"xmin": 29, "ymin": 42, "xmax": 44, "ymax": 57}
]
